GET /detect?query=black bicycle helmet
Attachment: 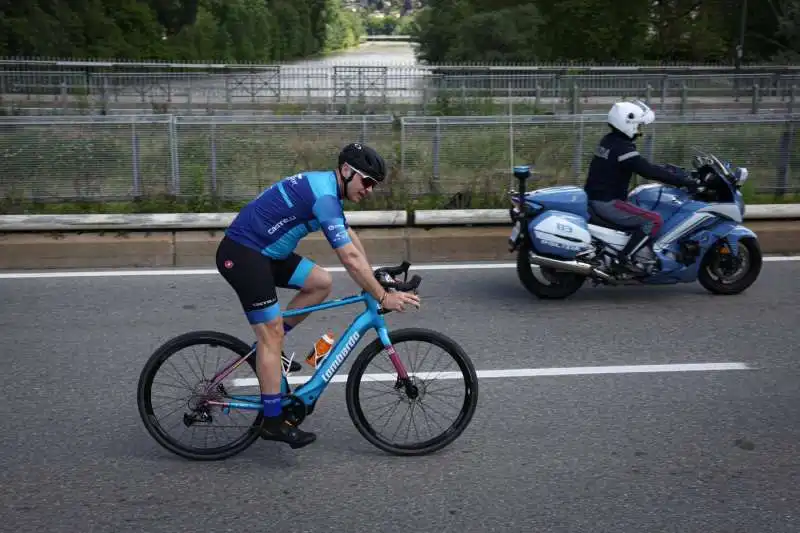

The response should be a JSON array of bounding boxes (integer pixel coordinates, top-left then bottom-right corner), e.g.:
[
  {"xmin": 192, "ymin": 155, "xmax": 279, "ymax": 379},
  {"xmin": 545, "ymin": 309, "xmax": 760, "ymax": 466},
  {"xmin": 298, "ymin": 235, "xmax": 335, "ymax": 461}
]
[{"xmin": 338, "ymin": 142, "xmax": 387, "ymax": 182}]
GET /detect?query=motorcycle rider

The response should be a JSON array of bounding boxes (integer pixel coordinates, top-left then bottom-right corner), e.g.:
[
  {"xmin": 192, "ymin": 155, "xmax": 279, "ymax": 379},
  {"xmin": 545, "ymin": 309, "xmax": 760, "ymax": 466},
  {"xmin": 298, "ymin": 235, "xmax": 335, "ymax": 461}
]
[{"xmin": 583, "ymin": 100, "xmax": 701, "ymax": 271}]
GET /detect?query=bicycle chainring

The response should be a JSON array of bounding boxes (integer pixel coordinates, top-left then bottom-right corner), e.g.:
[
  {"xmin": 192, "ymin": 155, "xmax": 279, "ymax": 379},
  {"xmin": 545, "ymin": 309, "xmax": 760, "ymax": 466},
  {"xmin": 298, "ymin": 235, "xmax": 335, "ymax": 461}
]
[{"xmin": 282, "ymin": 394, "xmax": 308, "ymax": 426}]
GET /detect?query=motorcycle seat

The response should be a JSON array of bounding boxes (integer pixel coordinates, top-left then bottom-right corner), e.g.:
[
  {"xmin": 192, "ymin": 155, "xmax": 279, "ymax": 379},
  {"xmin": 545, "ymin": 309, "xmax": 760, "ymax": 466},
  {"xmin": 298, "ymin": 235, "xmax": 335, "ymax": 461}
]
[{"xmin": 587, "ymin": 205, "xmax": 634, "ymax": 233}]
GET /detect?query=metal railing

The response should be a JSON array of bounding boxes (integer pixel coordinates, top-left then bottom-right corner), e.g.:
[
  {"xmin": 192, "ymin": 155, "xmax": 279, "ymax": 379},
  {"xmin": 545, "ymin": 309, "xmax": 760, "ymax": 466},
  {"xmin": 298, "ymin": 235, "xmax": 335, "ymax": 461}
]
[
  {"xmin": 1, "ymin": 113, "xmax": 797, "ymax": 206},
  {"xmin": 1, "ymin": 61, "xmax": 798, "ymax": 116}
]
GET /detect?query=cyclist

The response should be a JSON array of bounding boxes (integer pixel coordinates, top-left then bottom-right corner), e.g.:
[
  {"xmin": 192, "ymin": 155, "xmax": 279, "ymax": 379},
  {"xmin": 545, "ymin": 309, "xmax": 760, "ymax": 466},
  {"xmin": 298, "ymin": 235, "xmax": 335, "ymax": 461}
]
[
  {"xmin": 215, "ymin": 143, "xmax": 420, "ymax": 449},
  {"xmin": 584, "ymin": 100, "xmax": 700, "ymax": 271}
]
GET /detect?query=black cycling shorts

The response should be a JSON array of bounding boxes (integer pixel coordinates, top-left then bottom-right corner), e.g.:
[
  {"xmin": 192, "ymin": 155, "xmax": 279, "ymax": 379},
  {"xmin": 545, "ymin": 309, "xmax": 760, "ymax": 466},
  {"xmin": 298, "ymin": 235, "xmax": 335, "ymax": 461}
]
[{"xmin": 215, "ymin": 235, "xmax": 316, "ymax": 325}]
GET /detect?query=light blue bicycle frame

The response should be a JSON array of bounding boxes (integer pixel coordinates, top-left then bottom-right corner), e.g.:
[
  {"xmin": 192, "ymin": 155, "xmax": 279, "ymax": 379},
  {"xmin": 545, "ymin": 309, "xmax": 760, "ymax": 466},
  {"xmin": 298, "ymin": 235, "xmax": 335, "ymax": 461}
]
[{"xmin": 203, "ymin": 290, "xmax": 409, "ymax": 413}]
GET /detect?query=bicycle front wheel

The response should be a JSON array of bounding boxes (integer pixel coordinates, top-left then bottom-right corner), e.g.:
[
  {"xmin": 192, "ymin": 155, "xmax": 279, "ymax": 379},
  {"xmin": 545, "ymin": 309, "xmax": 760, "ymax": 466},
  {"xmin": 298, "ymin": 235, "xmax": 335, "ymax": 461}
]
[{"xmin": 345, "ymin": 328, "xmax": 479, "ymax": 456}]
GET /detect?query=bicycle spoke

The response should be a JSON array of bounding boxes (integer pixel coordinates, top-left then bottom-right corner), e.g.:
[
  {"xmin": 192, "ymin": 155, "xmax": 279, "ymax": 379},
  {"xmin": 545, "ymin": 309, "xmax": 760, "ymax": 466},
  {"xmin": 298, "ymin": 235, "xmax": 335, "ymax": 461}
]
[
  {"xmin": 350, "ymin": 330, "xmax": 477, "ymax": 454},
  {"xmin": 140, "ymin": 336, "xmax": 263, "ymax": 458}
]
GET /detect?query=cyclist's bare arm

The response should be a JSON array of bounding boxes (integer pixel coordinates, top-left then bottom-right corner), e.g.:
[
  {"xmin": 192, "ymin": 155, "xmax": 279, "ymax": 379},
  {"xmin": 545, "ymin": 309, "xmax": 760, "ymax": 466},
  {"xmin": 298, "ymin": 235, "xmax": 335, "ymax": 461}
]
[
  {"xmin": 347, "ymin": 227, "xmax": 368, "ymax": 259},
  {"xmin": 335, "ymin": 242, "xmax": 385, "ymax": 300},
  {"xmin": 312, "ymin": 194, "xmax": 418, "ymax": 310},
  {"xmin": 334, "ymin": 243, "xmax": 420, "ymax": 311}
]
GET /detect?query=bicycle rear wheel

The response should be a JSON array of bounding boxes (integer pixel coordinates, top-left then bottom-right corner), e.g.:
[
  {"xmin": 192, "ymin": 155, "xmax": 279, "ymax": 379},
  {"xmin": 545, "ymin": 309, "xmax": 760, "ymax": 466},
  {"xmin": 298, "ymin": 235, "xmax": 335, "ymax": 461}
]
[
  {"xmin": 137, "ymin": 330, "xmax": 263, "ymax": 461},
  {"xmin": 345, "ymin": 328, "xmax": 479, "ymax": 456}
]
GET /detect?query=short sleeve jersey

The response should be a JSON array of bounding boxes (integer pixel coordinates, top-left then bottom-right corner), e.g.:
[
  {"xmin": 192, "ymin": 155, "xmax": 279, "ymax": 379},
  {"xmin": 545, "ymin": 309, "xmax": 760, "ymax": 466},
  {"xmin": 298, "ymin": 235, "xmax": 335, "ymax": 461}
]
[{"xmin": 225, "ymin": 171, "xmax": 352, "ymax": 259}]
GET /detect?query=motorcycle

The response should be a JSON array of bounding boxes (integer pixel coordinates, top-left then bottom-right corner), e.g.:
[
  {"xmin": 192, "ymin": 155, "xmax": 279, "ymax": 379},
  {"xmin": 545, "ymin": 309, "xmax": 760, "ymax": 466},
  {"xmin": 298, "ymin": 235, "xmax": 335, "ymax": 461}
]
[{"xmin": 507, "ymin": 149, "xmax": 763, "ymax": 299}]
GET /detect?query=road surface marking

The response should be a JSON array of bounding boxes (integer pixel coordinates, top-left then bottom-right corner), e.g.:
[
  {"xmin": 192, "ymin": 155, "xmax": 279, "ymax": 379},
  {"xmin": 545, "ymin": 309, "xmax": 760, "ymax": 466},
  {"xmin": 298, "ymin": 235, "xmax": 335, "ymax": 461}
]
[
  {"xmin": 0, "ymin": 256, "xmax": 797, "ymax": 279},
  {"xmin": 229, "ymin": 362, "xmax": 752, "ymax": 387}
]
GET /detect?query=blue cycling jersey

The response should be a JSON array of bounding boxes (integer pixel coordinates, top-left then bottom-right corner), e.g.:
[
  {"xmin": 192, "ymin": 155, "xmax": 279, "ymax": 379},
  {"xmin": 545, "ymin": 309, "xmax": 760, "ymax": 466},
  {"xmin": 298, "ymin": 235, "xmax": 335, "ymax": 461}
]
[{"xmin": 225, "ymin": 170, "xmax": 352, "ymax": 259}]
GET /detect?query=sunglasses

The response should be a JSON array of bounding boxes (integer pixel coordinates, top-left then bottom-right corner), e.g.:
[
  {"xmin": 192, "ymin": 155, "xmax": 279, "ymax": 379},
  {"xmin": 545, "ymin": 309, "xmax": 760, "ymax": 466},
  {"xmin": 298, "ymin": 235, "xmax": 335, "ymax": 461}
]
[{"xmin": 352, "ymin": 168, "xmax": 379, "ymax": 188}]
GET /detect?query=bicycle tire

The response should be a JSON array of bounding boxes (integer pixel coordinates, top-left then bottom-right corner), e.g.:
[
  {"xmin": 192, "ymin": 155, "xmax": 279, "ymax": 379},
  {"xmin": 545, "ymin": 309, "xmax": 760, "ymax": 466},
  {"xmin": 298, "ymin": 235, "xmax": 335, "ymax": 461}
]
[
  {"xmin": 137, "ymin": 330, "xmax": 263, "ymax": 461},
  {"xmin": 345, "ymin": 328, "xmax": 479, "ymax": 456}
]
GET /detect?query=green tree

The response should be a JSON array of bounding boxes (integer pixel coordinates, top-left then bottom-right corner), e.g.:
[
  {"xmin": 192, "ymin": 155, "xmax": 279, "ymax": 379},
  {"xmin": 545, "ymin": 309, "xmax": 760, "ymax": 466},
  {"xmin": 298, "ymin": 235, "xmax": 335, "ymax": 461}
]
[{"xmin": 0, "ymin": 0, "xmax": 365, "ymax": 62}]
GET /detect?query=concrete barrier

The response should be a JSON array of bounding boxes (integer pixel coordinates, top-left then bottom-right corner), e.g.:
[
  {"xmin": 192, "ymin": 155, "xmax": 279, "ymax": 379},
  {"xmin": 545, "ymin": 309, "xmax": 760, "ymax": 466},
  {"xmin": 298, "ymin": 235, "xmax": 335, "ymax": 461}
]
[
  {"xmin": 1, "ymin": 207, "xmax": 798, "ymax": 270},
  {"xmin": 0, "ymin": 210, "xmax": 408, "ymax": 231},
  {"xmin": 412, "ymin": 204, "xmax": 800, "ymax": 225}
]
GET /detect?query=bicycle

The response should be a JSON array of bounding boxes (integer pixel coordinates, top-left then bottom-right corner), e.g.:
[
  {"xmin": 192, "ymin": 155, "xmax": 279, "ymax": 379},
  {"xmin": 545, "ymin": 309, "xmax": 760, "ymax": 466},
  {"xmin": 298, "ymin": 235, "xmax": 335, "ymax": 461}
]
[{"xmin": 137, "ymin": 261, "xmax": 479, "ymax": 461}]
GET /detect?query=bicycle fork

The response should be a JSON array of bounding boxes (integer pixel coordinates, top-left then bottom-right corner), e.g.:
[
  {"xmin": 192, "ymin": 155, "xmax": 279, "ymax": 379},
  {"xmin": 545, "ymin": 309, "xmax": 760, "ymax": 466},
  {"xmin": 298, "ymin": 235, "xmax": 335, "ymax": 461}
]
[{"xmin": 386, "ymin": 344, "xmax": 409, "ymax": 380}]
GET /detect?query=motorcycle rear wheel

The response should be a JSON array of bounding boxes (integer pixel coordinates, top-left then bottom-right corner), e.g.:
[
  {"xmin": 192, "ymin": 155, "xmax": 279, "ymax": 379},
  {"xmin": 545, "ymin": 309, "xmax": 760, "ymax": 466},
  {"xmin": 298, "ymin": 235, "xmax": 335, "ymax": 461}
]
[{"xmin": 516, "ymin": 242, "xmax": 586, "ymax": 300}]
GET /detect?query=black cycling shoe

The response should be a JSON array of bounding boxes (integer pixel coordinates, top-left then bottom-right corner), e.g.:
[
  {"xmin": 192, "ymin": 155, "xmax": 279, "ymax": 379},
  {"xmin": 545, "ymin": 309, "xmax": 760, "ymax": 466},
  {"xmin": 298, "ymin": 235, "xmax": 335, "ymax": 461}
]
[{"xmin": 260, "ymin": 417, "xmax": 316, "ymax": 449}]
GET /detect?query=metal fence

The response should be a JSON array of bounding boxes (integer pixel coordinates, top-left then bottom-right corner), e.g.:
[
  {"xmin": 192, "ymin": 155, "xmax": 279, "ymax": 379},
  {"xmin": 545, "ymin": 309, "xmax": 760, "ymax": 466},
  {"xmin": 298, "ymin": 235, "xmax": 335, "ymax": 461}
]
[
  {"xmin": 1, "ymin": 113, "xmax": 797, "ymax": 207},
  {"xmin": 1, "ymin": 61, "xmax": 799, "ymax": 116},
  {"xmin": 400, "ymin": 115, "xmax": 799, "ymax": 197}
]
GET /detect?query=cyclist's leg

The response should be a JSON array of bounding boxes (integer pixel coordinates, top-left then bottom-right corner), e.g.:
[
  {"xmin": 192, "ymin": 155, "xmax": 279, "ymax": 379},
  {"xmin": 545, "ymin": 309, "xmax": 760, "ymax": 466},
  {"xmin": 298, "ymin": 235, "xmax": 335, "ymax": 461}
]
[
  {"xmin": 215, "ymin": 236, "xmax": 315, "ymax": 448},
  {"xmin": 271, "ymin": 253, "xmax": 333, "ymax": 332}
]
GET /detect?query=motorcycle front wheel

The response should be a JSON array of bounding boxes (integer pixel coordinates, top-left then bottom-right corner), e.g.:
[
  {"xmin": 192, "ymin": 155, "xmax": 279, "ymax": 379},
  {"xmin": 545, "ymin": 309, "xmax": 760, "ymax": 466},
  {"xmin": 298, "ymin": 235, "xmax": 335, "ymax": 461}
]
[{"xmin": 698, "ymin": 237, "xmax": 762, "ymax": 295}]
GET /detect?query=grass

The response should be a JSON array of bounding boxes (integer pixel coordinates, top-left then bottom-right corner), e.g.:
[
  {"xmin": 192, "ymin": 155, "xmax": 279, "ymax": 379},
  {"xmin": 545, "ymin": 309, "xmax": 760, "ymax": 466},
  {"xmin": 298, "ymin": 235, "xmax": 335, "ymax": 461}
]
[{"xmin": 1, "ymin": 184, "xmax": 796, "ymax": 216}]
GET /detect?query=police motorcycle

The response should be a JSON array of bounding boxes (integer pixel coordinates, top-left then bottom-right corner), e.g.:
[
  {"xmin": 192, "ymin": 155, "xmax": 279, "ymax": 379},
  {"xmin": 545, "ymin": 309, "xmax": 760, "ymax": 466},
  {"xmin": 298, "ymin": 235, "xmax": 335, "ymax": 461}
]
[{"xmin": 507, "ymin": 149, "xmax": 763, "ymax": 299}]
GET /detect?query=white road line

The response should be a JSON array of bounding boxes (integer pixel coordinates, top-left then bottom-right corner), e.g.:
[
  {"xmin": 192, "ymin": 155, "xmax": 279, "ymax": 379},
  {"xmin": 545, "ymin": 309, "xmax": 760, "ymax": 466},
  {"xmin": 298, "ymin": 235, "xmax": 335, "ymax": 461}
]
[
  {"xmin": 230, "ymin": 362, "xmax": 752, "ymax": 387},
  {"xmin": 0, "ymin": 256, "xmax": 797, "ymax": 279}
]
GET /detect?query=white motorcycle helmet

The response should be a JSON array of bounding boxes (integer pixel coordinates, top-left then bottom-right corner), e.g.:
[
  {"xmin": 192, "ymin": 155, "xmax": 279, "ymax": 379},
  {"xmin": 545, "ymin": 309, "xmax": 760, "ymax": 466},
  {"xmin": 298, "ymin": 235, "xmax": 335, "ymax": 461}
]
[{"xmin": 607, "ymin": 100, "xmax": 655, "ymax": 139}]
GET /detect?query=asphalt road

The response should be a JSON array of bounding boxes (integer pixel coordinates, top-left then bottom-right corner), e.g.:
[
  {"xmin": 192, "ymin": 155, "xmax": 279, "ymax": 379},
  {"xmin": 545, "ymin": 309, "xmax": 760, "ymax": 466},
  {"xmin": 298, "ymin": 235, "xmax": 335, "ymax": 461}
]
[{"xmin": 1, "ymin": 259, "xmax": 799, "ymax": 532}]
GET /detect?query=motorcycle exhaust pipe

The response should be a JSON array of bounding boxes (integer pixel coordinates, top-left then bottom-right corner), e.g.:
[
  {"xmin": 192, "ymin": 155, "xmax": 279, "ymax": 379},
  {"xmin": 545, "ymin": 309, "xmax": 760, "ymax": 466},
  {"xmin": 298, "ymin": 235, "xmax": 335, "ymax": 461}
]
[{"xmin": 528, "ymin": 252, "xmax": 614, "ymax": 282}]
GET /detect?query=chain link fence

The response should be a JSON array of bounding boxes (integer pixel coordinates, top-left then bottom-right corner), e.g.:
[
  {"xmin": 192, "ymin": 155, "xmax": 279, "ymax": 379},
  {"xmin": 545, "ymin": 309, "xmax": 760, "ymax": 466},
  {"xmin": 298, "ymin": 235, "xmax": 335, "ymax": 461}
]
[
  {"xmin": 0, "ymin": 115, "xmax": 396, "ymax": 203},
  {"xmin": 1, "ymin": 113, "xmax": 797, "ymax": 207},
  {"xmin": 400, "ymin": 114, "xmax": 800, "ymax": 200}
]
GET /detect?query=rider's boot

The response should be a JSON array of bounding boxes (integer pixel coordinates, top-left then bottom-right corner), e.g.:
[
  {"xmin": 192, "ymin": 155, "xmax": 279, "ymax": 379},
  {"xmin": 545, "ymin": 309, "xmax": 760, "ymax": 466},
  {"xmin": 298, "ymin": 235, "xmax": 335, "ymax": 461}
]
[
  {"xmin": 260, "ymin": 416, "xmax": 317, "ymax": 449},
  {"xmin": 617, "ymin": 228, "xmax": 654, "ymax": 273}
]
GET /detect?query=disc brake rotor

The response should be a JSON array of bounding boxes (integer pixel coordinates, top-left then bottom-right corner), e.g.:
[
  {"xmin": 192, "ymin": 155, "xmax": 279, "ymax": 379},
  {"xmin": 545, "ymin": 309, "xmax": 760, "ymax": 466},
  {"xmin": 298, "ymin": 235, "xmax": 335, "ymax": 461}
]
[{"xmin": 708, "ymin": 243, "xmax": 749, "ymax": 283}]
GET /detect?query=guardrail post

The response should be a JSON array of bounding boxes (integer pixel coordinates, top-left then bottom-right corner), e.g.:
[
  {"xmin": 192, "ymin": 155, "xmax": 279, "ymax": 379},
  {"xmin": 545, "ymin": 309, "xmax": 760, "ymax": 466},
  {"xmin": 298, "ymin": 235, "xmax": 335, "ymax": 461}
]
[
  {"xmin": 169, "ymin": 115, "xmax": 180, "ymax": 197},
  {"xmin": 132, "ymin": 121, "xmax": 142, "ymax": 199},
  {"xmin": 570, "ymin": 84, "xmax": 580, "ymax": 115},
  {"xmin": 400, "ymin": 117, "xmax": 406, "ymax": 190},
  {"xmin": 432, "ymin": 117, "xmax": 440, "ymax": 194},
  {"xmin": 788, "ymin": 85, "xmax": 796, "ymax": 114},
  {"xmin": 100, "ymin": 76, "xmax": 109, "ymax": 114},
  {"xmin": 751, "ymin": 84, "xmax": 760, "ymax": 114},
  {"xmin": 210, "ymin": 121, "xmax": 218, "ymax": 199},
  {"xmin": 680, "ymin": 83, "xmax": 687, "ymax": 115},
  {"xmin": 573, "ymin": 115, "xmax": 584, "ymax": 182},
  {"xmin": 777, "ymin": 118, "xmax": 794, "ymax": 199}
]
